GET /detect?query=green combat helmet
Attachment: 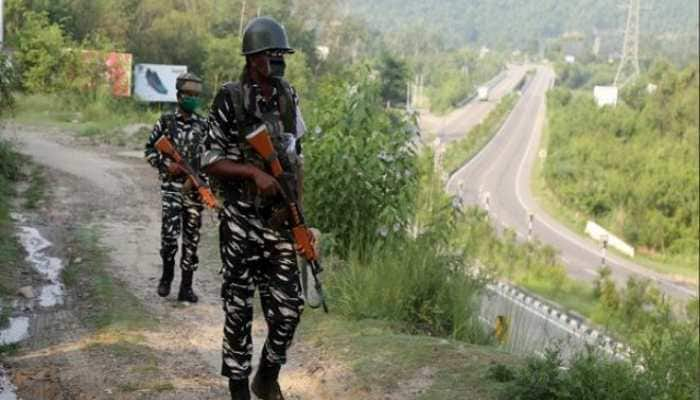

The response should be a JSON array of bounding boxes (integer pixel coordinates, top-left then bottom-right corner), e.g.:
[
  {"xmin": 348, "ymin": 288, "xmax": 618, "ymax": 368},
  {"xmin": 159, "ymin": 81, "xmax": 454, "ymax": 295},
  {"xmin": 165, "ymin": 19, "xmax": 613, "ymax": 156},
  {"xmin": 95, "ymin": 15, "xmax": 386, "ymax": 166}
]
[
  {"xmin": 242, "ymin": 16, "xmax": 295, "ymax": 55},
  {"xmin": 175, "ymin": 72, "xmax": 203, "ymax": 94}
]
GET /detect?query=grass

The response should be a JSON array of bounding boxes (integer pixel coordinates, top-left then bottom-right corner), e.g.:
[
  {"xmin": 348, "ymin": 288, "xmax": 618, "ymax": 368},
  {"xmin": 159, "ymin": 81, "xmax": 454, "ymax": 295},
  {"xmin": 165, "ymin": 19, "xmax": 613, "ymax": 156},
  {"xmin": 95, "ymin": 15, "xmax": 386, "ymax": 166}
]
[
  {"xmin": 328, "ymin": 235, "xmax": 491, "ymax": 344},
  {"xmin": 442, "ymin": 93, "xmax": 518, "ymax": 174},
  {"xmin": 298, "ymin": 311, "xmax": 521, "ymax": 400},
  {"xmin": 0, "ymin": 343, "xmax": 20, "ymax": 356},
  {"xmin": 519, "ymin": 278, "xmax": 598, "ymax": 319},
  {"xmin": 61, "ymin": 225, "xmax": 176, "ymax": 394},
  {"xmin": 531, "ymin": 113, "xmax": 698, "ymax": 282},
  {"xmin": 62, "ymin": 225, "xmax": 155, "ymax": 331},
  {"xmin": 11, "ymin": 93, "xmax": 160, "ymax": 148},
  {"xmin": 0, "ymin": 139, "xmax": 23, "ymax": 328},
  {"xmin": 23, "ymin": 162, "xmax": 46, "ymax": 209}
]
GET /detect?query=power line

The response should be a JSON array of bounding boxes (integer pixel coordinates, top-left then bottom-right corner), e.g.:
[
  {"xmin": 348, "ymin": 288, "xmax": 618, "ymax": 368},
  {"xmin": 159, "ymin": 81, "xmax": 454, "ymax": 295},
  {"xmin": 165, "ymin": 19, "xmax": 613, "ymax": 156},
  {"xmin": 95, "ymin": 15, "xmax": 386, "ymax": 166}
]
[{"xmin": 614, "ymin": 0, "xmax": 641, "ymax": 87}]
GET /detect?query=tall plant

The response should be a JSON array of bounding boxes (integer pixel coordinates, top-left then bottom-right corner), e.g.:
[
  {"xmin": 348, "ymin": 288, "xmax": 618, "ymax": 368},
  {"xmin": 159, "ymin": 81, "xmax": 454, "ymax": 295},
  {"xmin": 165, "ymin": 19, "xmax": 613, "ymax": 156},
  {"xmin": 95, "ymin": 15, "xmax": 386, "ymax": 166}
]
[{"xmin": 303, "ymin": 70, "xmax": 419, "ymax": 252}]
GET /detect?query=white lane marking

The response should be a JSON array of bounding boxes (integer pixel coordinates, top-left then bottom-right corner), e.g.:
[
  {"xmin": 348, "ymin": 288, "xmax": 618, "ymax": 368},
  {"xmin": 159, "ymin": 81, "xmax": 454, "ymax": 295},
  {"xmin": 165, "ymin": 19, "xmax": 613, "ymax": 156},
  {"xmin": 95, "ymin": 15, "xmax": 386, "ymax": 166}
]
[
  {"xmin": 512, "ymin": 69, "xmax": 697, "ymax": 298},
  {"xmin": 446, "ymin": 71, "xmax": 534, "ymax": 193}
]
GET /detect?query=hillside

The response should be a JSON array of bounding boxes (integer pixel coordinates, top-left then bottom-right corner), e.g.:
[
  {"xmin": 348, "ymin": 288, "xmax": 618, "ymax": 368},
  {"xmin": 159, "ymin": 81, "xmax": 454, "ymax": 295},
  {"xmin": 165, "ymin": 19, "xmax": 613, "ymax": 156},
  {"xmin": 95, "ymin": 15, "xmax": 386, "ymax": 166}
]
[
  {"xmin": 346, "ymin": 0, "xmax": 699, "ymax": 55},
  {"xmin": 544, "ymin": 62, "xmax": 699, "ymax": 270}
]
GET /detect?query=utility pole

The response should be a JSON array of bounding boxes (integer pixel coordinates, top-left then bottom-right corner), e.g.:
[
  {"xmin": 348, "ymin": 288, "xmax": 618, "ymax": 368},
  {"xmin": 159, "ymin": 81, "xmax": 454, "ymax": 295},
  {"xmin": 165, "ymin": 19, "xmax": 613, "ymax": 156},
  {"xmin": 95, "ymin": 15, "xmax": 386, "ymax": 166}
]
[{"xmin": 614, "ymin": 0, "xmax": 641, "ymax": 87}]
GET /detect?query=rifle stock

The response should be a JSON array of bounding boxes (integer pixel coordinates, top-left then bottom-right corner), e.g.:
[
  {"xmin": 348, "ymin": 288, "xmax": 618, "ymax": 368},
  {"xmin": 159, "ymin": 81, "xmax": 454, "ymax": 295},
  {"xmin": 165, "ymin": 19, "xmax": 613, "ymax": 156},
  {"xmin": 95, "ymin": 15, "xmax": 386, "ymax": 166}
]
[
  {"xmin": 154, "ymin": 136, "xmax": 220, "ymax": 210},
  {"xmin": 246, "ymin": 125, "xmax": 328, "ymax": 312}
]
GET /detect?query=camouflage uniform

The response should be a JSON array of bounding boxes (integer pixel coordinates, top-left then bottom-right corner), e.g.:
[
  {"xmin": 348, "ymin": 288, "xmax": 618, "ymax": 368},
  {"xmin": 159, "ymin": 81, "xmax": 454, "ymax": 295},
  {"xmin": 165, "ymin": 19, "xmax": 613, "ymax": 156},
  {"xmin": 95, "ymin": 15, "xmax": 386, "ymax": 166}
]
[
  {"xmin": 145, "ymin": 111, "xmax": 208, "ymax": 278},
  {"xmin": 202, "ymin": 76, "xmax": 306, "ymax": 380}
]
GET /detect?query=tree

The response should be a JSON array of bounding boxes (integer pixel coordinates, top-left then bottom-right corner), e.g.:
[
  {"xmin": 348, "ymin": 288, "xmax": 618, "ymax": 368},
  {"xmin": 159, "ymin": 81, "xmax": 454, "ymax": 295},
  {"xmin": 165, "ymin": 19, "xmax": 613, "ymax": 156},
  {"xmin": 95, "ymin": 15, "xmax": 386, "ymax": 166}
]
[
  {"xmin": 14, "ymin": 12, "xmax": 74, "ymax": 93},
  {"xmin": 377, "ymin": 52, "xmax": 410, "ymax": 106},
  {"xmin": 0, "ymin": 53, "xmax": 17, "ymax": 117}
]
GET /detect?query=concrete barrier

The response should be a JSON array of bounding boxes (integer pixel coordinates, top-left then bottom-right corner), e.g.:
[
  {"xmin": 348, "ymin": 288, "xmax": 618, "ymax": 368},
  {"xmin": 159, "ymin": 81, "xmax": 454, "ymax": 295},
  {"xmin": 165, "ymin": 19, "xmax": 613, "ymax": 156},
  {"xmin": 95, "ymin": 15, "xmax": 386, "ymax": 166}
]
[
  {"xmin": 480, "ymin": 281, "xmax": 632, "ymax": 361},
  {"xmin": 585, "ymin": 220, "xmax": 635, "ymax": 257}
]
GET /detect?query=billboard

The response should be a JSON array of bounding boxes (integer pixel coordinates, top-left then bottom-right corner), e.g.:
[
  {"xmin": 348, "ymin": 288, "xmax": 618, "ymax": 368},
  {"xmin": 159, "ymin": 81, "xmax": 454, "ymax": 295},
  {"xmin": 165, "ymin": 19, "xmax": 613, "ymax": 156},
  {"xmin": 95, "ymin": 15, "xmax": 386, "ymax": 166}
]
[
  {"xmin": 106, "ymin": 52, "xmax": 133, "ymax": 97},
  {"xmin": 79, "ymin": 51, "xmax": 133, "ymax": 97},
  {"xmin": 133, "ymin": 64, "xmax": 187, "ymax": 102}
]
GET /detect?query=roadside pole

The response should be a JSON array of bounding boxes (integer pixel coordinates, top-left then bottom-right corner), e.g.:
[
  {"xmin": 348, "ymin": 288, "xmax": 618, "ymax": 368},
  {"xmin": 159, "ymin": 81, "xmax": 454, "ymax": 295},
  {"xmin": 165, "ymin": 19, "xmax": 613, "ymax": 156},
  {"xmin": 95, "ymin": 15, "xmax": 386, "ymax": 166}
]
[
  {"xmin": 601, "ymin": 235, "xmax": 608, "ymax": 266},
  {"xmin": 484, "ymin": 192, "xmax": 490, "ymax": 220},
  {"xmin": 527, "ymin": 212, "xmax": 534, "ymax": 241}
]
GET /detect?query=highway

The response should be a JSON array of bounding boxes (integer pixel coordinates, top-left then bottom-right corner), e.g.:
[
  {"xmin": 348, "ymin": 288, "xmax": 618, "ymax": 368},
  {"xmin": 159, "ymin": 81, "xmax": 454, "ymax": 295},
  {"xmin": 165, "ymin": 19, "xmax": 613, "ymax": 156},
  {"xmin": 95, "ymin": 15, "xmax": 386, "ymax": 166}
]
[
  {"xmin": 419, "ymin": 65, "xmax": 529, "ymax": 143},
  {"xmin": 447, "ymin": 66, "xmax": 698, "ymax": 300}
]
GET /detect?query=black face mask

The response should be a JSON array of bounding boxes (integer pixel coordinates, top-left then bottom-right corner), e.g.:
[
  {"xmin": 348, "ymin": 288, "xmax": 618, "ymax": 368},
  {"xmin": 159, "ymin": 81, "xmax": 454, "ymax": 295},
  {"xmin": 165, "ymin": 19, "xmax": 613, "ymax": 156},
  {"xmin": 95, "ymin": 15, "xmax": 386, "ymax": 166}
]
[{"xmin": 268, "ymin": 57, "xmax": 286, "ymax": 78}]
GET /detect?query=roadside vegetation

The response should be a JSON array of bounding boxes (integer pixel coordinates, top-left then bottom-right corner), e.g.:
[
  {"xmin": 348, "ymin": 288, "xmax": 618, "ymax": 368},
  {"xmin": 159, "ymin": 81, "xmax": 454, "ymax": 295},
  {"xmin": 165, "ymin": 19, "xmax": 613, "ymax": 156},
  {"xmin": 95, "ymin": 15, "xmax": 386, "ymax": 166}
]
[
  {"xmin": 0, "ymin": 139, "xmax": 22, "ymax": 329},
  {"xmin": 543, "ymin": 62, "xmax": 699, "ymax": 276},
  {"xmin": 418, "ymin": 49, "xmax": 505, "ymax": 114},
  {"xmin": 442, "ymin": 93, "xmax": 518, "ymax": 174},
  {"xmin": 0, "ymin": 55, "xmax": 22, "ymax": 329},
  {"xmin": 2, "ymin": 0, "xmax": 698, "ymax": 398}
]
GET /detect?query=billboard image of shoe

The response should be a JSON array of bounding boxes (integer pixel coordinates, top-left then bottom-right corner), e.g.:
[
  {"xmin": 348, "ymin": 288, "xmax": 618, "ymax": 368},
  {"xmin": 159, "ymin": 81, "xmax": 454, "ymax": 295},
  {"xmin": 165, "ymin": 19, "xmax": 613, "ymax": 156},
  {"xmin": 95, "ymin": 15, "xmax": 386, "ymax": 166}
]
[{"xmin": 133, "ymin": 64, "xmax": 187, "ymax": 102}]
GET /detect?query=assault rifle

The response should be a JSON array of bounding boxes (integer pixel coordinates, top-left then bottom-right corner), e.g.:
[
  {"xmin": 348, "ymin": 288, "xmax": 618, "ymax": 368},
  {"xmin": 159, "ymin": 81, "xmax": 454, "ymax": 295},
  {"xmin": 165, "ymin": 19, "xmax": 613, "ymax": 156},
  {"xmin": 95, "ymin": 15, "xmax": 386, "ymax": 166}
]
[
  {"xmin": 154, "ymin": 136, "xmax": 220, "ymax": 210},
  {"xmin": 246, "ymin": 125, "xmax": 328, "ymax": 313}
]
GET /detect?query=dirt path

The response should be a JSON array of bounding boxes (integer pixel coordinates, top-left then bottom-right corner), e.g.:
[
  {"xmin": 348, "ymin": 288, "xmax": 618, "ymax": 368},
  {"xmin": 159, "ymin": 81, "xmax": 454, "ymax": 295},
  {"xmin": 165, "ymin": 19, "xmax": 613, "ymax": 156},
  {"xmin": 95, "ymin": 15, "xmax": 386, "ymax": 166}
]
[{"xmin": 0, "ymin": 123, "xmax": 365, "ymax": 399}]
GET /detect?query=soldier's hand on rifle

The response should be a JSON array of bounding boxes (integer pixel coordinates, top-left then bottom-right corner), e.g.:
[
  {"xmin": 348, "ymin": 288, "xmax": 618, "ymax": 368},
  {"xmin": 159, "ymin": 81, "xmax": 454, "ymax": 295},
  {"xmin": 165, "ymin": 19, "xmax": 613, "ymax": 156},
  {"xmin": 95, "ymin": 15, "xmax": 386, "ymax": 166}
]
[
  {"xmin": 252, "ymin": 169, "xmax": 282, "ymax": 196},
  {"xmin": 167, "ymin": 163, "xmax": 186, "ymax": 176}
]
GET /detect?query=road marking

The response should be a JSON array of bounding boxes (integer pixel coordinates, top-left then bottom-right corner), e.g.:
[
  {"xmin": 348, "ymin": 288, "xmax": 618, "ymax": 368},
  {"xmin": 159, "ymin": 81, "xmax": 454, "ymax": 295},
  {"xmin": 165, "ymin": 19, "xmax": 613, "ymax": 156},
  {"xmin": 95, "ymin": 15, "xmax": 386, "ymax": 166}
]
[
  {"xmin": 511, "ymin": 69, "xmax": 697, "ymax": 299},
  {"xmin": 446, "ymin": 71, "xmax": 532, "ymax": 192}
]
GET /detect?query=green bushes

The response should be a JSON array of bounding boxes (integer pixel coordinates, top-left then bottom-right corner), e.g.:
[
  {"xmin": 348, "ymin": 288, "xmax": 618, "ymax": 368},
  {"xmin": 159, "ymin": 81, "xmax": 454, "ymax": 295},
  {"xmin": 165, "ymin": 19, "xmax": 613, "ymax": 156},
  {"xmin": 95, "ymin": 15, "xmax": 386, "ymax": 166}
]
[
  {"xmin": 0, "ymin": 140, "xmax": 22, "ymax": 309},
  {"xmin": 545, "ymin": 63, "xmax": 699, "ymax": 266},
  {"xmin": 422, "ymin": 49, "xmax": 504, "ymax": 114},
  {"xmin": 304, "ymin": 71, "xmax": 419, "ymax": 250},
  {"xmin": 493, "ymin": 321, "xmax": 699, "ymax": 400},
  {"xmin": 329, "ymin": 233, "xmax": 488, "ymax": 343},
  {"xmin": 312, "ymin": 139, "xmax": 488, "ymax": 343},
  {"xmin": 0, "ymin": 53, "xmax": 17, "ymax": 116}
]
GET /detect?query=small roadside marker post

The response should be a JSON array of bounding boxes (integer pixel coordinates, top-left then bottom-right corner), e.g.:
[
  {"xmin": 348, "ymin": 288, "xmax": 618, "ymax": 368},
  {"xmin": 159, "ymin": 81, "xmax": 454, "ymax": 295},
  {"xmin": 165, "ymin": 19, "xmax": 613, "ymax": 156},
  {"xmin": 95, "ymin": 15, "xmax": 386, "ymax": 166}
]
[{"xmin": 601, "ymin": 235, "xmax": 608, "ymax": 266}]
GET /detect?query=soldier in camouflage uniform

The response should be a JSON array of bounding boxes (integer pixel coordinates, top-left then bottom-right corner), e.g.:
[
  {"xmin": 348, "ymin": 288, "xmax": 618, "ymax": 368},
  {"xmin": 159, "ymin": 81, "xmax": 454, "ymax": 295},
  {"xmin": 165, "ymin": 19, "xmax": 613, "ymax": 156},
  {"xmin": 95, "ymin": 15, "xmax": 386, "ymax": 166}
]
[
  {"xmin": 202, "ymin": 17, "xmax": 307, "ymax": 400},
  {"xmin": 145, "ymin": 72, "xmax": 208, "ymax": 303}
]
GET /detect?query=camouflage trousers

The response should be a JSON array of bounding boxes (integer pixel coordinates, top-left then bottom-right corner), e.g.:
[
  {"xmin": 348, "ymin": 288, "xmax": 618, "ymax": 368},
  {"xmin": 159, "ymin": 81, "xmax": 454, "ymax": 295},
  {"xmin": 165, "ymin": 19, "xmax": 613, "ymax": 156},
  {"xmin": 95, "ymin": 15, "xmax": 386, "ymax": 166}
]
[
  {"xmin": 160, "ymin": 184, "xmax": 203, "ymax": 272},
  {"xmin": 218, "ymin": 201, "xmax": 304, "ymax": 379}
]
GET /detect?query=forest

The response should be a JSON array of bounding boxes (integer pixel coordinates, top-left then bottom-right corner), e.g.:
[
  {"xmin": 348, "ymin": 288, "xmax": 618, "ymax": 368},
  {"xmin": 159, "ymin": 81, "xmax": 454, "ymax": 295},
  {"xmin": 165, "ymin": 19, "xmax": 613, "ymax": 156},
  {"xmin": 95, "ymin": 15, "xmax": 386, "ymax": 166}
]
[{"xmin": 348, "ymin": 0, "xmax": 699, "ymax": 64}]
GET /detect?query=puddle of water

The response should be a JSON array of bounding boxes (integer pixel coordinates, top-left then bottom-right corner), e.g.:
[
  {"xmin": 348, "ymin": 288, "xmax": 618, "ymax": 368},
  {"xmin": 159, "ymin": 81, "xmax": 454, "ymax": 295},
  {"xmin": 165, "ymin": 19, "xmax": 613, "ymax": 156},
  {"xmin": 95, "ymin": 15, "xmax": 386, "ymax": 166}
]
[
  {"xmin": 0, "ymin": 366, "xmax": 18, "ymax": 400},
  {"xmin": 16, "ymin": 226, "xmax": 65, "ymax": 307},
  {"xmin": 0, "ymin": 317, "xmax": 29, "ymax": 346}
]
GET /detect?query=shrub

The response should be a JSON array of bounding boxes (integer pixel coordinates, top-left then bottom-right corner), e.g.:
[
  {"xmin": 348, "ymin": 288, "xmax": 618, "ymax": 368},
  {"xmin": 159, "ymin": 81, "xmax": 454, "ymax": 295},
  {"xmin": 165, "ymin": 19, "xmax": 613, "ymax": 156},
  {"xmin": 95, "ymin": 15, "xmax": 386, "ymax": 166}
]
[{"xmin": 304, "ymin": 70, "xmax": 419, "ymax": 251}]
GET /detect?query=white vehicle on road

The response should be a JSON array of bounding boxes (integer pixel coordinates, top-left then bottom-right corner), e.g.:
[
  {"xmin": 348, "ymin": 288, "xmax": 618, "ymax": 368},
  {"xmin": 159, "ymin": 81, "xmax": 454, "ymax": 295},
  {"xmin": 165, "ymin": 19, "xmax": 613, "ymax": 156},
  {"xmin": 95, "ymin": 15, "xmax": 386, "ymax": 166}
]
[{"xmin": 477, "ymin": 86, "xmax": 489, "ymax": 101}]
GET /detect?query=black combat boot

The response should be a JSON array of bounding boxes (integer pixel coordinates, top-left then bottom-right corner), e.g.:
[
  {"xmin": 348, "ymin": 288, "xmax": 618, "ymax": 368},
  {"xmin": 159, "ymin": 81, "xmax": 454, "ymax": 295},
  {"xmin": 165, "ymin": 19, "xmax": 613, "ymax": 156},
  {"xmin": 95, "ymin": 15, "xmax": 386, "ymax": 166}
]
[
  {"xmin": 251, "ymin": 348, "xmax": 284, "ymax": 400},
  {"xmin": 228, "ymin": 378, "xmax": 250, "ymax": 400},
  {"xmin": 157, "ymin": 258, "xmax": 175, "ymax": 297},
  {"xmin": 177, "ymin": 270, "xmax": 199, "ymax": 303}
]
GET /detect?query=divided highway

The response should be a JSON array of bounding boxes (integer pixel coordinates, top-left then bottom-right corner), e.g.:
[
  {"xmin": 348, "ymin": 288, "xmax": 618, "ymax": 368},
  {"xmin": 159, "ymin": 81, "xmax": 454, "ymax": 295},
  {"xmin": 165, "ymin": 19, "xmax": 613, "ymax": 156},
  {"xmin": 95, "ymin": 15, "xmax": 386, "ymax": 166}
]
[
  {"xmin": 447, "ymin": 66, "xmax": 697, "ymax": 300},
  {"xmin": 419, "ymin": 65, "xmax": 529, "ymax": 143}
]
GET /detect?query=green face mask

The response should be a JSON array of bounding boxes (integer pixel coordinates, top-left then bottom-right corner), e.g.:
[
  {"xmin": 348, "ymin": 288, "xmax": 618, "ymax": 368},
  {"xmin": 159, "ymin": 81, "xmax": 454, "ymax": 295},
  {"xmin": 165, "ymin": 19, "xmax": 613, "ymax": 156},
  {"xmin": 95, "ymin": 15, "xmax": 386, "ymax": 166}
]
[{"xmin": 180, "ymin": 95, "xmax": 201, "ymax": 113}]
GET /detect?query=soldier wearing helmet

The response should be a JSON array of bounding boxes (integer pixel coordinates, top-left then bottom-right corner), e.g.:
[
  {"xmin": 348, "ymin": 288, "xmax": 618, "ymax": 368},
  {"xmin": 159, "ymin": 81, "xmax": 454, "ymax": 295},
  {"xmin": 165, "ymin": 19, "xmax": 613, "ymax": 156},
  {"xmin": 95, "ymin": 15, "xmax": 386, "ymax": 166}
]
[
  {"xmin": 202, "ymin": 16, "xmax": 307, "ymax": 400},
  {"xmin": 144, "ymin": 72, "xmax": 209, "ymax": 303}
]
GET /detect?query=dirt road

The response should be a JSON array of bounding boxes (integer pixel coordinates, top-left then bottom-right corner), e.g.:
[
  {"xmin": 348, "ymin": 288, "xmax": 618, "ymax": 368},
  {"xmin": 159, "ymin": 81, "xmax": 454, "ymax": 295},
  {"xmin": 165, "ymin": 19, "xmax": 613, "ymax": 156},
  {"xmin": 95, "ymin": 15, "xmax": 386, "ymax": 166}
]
[{"xmin": 0, "ymin": 123, "xmax": 364, "ymax": 399}]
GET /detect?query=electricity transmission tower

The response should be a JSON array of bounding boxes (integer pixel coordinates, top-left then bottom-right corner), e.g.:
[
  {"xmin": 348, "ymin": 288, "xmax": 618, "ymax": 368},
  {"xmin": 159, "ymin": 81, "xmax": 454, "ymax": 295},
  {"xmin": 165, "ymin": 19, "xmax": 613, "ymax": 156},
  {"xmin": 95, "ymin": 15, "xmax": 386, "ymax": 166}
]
[{"xmin": 614, "ymin": 0, "xmax": 641, "ymax": 87}]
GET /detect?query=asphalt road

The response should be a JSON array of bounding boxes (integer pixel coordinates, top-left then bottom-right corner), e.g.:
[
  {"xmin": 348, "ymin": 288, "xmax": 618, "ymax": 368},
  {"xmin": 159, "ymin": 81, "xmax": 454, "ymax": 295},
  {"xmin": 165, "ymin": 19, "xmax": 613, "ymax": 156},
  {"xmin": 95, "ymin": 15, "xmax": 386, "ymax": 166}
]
[
  {"xmin": 419, "ymin": 65, "xmax": 529, "ymax": 142},
  {"xmin": 447, "ymin": 66, "xmax": 698, "ymax": 300}
]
